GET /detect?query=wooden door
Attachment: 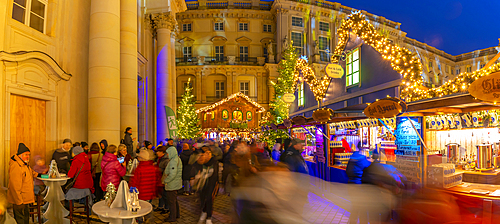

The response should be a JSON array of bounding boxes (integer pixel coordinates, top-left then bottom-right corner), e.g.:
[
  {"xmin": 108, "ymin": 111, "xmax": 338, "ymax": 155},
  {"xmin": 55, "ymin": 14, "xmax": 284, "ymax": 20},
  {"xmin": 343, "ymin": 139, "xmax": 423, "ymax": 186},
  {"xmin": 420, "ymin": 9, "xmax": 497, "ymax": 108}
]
[{"xmin": 10, "ymin": 95, "xmax": 46, "ymax": 167}]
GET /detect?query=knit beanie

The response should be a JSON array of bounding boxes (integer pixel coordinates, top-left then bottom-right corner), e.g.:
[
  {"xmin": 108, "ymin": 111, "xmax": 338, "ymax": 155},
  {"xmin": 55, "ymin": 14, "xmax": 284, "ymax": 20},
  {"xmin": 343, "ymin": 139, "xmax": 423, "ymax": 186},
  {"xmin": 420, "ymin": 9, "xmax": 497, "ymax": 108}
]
[
  {"xmin": 138, "ymin": 149, "xmax": 154, "ymax": 161},
  {"xmin": 72, "ymin": 146, "xmax": 84, "ymax": 156},
  {"xmin": 17, "ymin": 143, "xmax": 30, "ymax": 155}
]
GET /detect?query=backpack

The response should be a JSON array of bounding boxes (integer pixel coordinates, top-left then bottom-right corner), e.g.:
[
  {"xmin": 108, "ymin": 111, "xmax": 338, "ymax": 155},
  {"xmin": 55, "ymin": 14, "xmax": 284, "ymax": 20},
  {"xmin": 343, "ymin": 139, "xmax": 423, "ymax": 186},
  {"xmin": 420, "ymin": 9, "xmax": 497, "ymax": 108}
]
[{"xmin": 120, "ymin": 138, "xmax": 125, "ymax": 144}]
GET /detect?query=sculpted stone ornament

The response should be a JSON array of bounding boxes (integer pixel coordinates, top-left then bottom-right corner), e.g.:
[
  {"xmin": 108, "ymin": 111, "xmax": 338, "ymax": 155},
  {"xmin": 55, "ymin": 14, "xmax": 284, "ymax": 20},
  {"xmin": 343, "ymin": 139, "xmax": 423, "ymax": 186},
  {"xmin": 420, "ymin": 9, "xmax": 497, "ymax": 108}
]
[
  {"xmin": 267, "ymin": 42, "xmax": 274, "ymax": 55},
  {"xmin": 148, "ymin": 12, "xmax": 177, "ymax": 31}
]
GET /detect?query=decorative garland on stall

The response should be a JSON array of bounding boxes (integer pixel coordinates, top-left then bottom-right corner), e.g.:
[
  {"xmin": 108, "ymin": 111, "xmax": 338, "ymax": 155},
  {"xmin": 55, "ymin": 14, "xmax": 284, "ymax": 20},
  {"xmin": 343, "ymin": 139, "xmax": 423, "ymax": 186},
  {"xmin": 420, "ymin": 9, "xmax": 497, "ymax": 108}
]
[{"xmin": 293, "ymin": 57, "xmax": 331, "ymax": 102}]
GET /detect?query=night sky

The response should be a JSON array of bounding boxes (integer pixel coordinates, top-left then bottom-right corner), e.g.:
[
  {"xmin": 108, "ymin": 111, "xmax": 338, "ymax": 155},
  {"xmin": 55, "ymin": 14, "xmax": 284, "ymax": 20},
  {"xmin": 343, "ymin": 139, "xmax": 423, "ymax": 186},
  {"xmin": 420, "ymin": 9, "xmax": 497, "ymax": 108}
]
[{"xmin": 334, "ymin": 0, "xmax": 500, "ymax": 55}]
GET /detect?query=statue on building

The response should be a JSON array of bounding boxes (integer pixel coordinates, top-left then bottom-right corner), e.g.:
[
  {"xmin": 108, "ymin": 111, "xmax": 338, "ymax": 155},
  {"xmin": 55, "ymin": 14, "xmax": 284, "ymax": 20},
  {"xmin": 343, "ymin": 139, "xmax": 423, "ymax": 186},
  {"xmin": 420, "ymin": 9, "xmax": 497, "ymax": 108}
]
[
  {"xmin": 282, "ymin": 35, "xmax": 289, "ymax": 49},
  {"xmin": 267, "ymin": 42, "xmax": 274, "ymax": 55},
  {"xmin": 314, "ymin": 40, "xmax": 320, "ymax": 55}
]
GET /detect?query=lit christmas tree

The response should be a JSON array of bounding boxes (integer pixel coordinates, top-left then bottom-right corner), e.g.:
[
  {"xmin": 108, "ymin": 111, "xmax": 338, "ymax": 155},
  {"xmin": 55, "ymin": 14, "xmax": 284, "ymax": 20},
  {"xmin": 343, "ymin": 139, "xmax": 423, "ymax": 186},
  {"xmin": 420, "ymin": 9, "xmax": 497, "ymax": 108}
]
[
  {"xmin": 260, "ymin": 42, "xmax": 299, "ymax": 145},
  {"xmin": 177, "ymin": 78, "xmax": 201, "ymax": 139}
]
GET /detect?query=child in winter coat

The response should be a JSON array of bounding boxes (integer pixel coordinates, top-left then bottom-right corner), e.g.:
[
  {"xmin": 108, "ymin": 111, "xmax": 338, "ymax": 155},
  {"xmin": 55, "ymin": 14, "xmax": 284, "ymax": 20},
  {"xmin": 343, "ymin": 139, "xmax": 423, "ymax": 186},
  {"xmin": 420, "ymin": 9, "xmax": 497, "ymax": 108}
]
[{"xmin": 33, "ymin": 155, "xmax": 48, "ymax": 195}]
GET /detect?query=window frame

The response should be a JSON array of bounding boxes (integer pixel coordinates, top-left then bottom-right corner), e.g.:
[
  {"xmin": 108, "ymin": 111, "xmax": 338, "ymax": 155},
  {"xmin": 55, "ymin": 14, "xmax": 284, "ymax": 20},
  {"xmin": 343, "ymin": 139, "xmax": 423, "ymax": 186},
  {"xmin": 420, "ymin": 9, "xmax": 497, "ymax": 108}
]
[
  {"xmin": 292, "ymin": 16, "xmax": 303, "ymax": 27},
  {"xmin": 238, "ymin": 22, "xmax": 248, "ymax": 31},
  {"xmin": 346, "ymin": 47, "xmax": 361, "ymax": 88},
  {"xmin": 429, "ymin": 61, "xmax": 433, "ymax": 68},
  {"xmin": 183, "ymin": 46, "xmax": 192, "ymax": 60},
  {"xmin": 182, "ymin": 23, "xmax": 192, "ymax": 32},
  {"xmin": 466, "ymin": 65, "xmax": 472, "ymax": 73},
  {"xmin": 263, "ymin": 24, "xmax": 272, "ymax": 33},
  {"xmin": 239, "ymin": 46, "xmax": 248, "ymax": 62},
  {"xmin": 214, "ymin": 22, "xmax": 224, "ymax": 31},
  {"xmin": 298, "ymin": 82, "xmax": 304, "ymax": 107},
  {"xmin": 291, "ymin": 31, "xmax": 303, "ymax": 55},
  {"xmin": 319, "ymin": 22, "xmax": 329, "ymax": 32},
  {"xmin": 318, "ymin": 36, "xmax": 330, "ymax": 62},
  {"xmin": 215, "ymin": 81, "xmax": 225, "ymax": 99},
  {"xmin": 12, "ymin": 0, "xmax": 47, "ymax": 34},
  {"xmin": 239, "ymin": 81, "xmax": 250, "ymax": 96},
  {"xmin": 215, "ymin": 45, "xmax": 224, "ymax": 61}
]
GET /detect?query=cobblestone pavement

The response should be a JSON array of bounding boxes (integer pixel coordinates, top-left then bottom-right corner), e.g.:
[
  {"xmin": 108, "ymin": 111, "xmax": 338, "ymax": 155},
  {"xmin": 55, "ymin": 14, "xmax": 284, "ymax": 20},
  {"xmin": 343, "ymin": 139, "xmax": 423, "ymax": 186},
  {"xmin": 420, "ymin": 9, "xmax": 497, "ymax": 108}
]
[{"xmin": 18, "ymin": 188, "xmax": 349, "ymax": 224}]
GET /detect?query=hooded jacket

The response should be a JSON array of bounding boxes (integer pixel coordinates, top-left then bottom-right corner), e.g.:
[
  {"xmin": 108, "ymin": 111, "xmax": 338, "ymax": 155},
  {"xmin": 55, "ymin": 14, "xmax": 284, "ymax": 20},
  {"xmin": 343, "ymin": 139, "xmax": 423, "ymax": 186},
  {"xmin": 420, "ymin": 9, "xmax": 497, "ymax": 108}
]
[
  {"xmin": 100, "ymin": 152, "xmax": 126, "ymax": 191},
  {"xmin": 163, "ymin": 146, "xmax": 183, "ymax": 191},
  {"xmin": 68, "ymin": 153, "xmax": 95, "ymax": 193},
  {"xmin": 7, "ymin": 154, "xmax": 38, "ymax": 205},
  {"xmin": 52, "ymin": 148, "xmax": 70, "ymax": 174},
  {"xmin": 99, "ymin": 139, "xmax": 108, "ymax": 154},
  {"xmin": 129, "ymin": 160, "xmax": 158, "ymax": 200},
  {"xmin": 346, "ymin": 151, "xmax": 371, "ymax": 184}
]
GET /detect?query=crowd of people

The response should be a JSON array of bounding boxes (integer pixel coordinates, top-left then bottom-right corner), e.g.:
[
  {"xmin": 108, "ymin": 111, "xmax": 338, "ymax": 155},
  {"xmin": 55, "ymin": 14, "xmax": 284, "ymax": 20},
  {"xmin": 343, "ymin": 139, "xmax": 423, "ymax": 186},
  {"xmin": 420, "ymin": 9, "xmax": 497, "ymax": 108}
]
[{"xmin": 4, "ymin": 125, "xmax": 313, "ymax": 224}]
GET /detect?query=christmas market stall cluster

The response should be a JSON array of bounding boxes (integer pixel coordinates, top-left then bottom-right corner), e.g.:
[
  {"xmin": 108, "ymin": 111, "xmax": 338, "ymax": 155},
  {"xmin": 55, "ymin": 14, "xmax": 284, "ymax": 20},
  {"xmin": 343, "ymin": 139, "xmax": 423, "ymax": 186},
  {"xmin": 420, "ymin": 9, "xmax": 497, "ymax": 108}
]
[{"xmin": 196, "ymin": 92, "xmax": 265, "ymax": 141}]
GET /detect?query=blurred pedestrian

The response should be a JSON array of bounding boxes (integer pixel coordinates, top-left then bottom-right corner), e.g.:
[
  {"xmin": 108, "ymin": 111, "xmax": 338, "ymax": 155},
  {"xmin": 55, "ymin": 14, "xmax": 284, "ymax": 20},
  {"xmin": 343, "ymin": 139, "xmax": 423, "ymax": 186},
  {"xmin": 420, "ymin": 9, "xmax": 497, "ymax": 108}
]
[
  {"xmin": 163, "ymin": 145, "xmax": 183, "ymax": 222},
  {"xmin": 33, "ymin": 155, "xmax": 48, "ymax": 195},
  {"xmin": 193, "ymin": 146, "xmax": 219, "ymax": 224},
  {"xmin": 180, "ymin": 143, "xmax": 194, "ymax": 195},
  {"xmin": 282, "ymin": 138, "xmax": 308, "ymax": 174}
]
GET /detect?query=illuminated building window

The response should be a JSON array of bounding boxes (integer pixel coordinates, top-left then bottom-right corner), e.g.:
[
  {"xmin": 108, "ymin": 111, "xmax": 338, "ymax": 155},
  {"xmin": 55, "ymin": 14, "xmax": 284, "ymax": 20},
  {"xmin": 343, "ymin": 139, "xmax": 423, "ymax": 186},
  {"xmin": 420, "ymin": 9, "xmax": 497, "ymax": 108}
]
[
  {"xmin": 215, "ymin": 46, "xmax": 224, "ymax": 61},
  {"xmin": 456, "ymin": 68, "xmax": 461, "ymax": 74},
  {"xmin": 319, "ymin": 22, "xmax": 329, "ymax": 32},
  {"xmin": 319, "ymin": 36, "xmax": 330, "ymax": 62},
  {"xmin": 291, "ymin": 32, "xmax": 303, "ymax": 55},
  {"xmin": 429, "ymin": 61, "xmax": 433, "ymax": 68},
  {"xmin": 183, "ymin": 46, "xmax": 191, "ymax": 60},
  {"xmin": 298, "ymin": 82, "xmax": 304, "ymax": 107},
  {"xmin": 346, "ymin": 47, "xmax": 360, "ymax": 87},
  {"xmin": 12, "ymin": 0, "xmax": 47, "ymax": 33},
  {"xmin": 215, "ymin": 81, "xmax": 225, "ymax": 99},
  {"xmin": 481, "ymin": 63, "xmax": 485, "ymax": 69},
  {"xmin": 263, "ymin": 46, "xmax": 268, "ymax": 58},
  {"xmin": 214, "ymin": 22, "xmax": 224, "ymax": 31},
  {"xmin": 239, "ymin": 81, "xmax": 249, "ymax": 96},
  {"xmin": 292, "ymin": 17, "xmax": 303, "ymax": 27},
  {"xmin": 466, "ymin": 65, "xmax": 472, "ymax": 73},
  {"xmin": 239, "ymin": 46, "xmax": 248, "ymax": 62},
  {"xmin": 446, "ymin": 65, "xmax": 449, "ymax": 73},
  {"xmin": 238, "ymin": 23, "xmax": 248, "ymax": 31},
  {"xmin": 263, "ymin": 24, "xmax": 272, "ymax": 32},
  {"xmin": 182, "ymin": 23, "xmax": 192, "ymax": 32},
  {"xmin": 438, "ymin": 64, "xmax": 441, "ymax": 70}
]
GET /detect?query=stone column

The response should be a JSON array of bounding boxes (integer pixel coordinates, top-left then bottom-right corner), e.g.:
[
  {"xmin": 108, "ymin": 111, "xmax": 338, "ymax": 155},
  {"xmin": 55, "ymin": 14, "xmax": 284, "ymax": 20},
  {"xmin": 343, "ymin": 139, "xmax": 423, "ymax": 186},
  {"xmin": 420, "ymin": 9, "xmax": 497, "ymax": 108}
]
[
  {"xmin": 170, "ymin": 29, "xmax": 177, "ymax": 111},
  {"xmin": 201, "ymin": 70, "xmax": 207, "ymax": 103},
  {"xmin": 257, "ymin": 72, "xmax": 263, "ymax": 103},
  {"xmin": 151, "ymin": 13, "xmax": 176, "ymax": 141},
  {"xmin": 88, "ymin": 0, "xmax": 121, "ymax": 144},
  {"xmin": 226, "ymin": 70, "xmax": 233, "ymax": 97},
  {"xmin": 120, "ymin": 0, "xmax": 138, "ymax": 144},
  {"xmin": 276, "ymin": 8, "xmax": 289, "ymax": 60}
]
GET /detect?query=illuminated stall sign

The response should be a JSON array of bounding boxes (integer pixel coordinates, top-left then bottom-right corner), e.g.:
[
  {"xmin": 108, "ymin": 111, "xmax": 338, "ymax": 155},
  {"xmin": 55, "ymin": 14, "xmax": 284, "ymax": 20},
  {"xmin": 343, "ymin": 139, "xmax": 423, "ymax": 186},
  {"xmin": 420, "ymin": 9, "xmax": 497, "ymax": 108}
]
[{"xmin": 395, "ymin": 117, "xmax": 422, "ymax": 157}]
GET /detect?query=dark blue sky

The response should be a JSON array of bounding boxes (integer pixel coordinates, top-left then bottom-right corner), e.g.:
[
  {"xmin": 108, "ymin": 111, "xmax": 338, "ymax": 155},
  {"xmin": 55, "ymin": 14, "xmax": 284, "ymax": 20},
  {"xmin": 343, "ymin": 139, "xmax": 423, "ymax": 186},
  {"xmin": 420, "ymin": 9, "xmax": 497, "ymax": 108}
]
[{"xmin": 334, "ymin": 0, "xmax": 500, "ymax": 55}]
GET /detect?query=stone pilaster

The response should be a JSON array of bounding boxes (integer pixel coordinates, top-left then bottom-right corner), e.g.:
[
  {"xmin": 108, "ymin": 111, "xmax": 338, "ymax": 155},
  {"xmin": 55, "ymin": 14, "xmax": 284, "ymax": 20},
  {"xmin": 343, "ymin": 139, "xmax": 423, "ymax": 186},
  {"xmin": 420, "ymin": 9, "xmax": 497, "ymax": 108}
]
[
  {"xmin": 88, "ymin": 0, "xmax": 121, "ymax": 144},
  {"xmin": 120, "ymin": 0, "xmax": 138, "ymax": 150}
]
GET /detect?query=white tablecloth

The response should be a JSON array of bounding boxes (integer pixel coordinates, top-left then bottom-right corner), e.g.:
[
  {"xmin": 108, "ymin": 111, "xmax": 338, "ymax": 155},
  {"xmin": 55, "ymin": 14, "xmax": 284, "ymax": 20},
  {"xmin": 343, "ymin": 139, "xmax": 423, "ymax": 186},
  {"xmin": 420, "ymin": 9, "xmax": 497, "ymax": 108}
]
[{"xmin": 92, "ymin": 200, "xmax": 152, "ymax": 224}]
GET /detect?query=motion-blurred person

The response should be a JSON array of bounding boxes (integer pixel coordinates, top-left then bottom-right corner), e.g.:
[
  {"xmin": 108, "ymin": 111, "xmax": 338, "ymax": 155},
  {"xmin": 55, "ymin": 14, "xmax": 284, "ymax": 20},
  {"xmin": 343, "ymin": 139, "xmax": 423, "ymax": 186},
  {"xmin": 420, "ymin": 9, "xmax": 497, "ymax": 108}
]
[
  {"xmin": 222, "ymin": 141, "xmax": 239, "ymax": 194},
  {"xmin": 180, "ymin": 143, "xmax": 195, "ymax": 195},
  {"xmin": 0, "ymin": 188, "xmax": 16, "ymax": 224},
  {"xmin": 100, "ymin": 145, "xmax": 126, "ymax": 191},
  {"xmin": 282, "ymin": 138, "xmax": 308, "ymax": 174},
  {"xmin": 346, "ymin": 147, "xmax": 371, "ymax": 224},
  {"xmin": 271, "ymin": 139, "xmax": 281, "ymax": 161},
  {"xmin": 52, "ymin": 138, "xmax": 72, "ymax": 174},
  {"xmin": 8, "ymin": 143, "xmax": 39, "ymax": 224},
  {"xmin": 279, "ymin": 138, "xmax": 291, "ymax": 161},
  {"xmin": 208, "ymin": 139, "xmax": 223, "ymax": 161},
  {"xmin": 193, "ymin": 146, "xmax": 219, "ymax": 224},
  {"xmin": 33, "ymin": 155, "xmax": 49, "ymax": 195},
  {"xmin": 163, "ymin": 144, "xmax": 183, "ymax": 222}
]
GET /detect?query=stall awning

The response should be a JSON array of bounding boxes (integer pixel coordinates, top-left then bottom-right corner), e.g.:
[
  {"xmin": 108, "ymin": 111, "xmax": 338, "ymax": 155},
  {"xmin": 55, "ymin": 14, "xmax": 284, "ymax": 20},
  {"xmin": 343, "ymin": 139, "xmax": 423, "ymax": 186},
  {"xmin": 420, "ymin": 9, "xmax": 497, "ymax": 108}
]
[{"xmin": 406, "ymin": 93, "xmax": 500, "ymax": 114}]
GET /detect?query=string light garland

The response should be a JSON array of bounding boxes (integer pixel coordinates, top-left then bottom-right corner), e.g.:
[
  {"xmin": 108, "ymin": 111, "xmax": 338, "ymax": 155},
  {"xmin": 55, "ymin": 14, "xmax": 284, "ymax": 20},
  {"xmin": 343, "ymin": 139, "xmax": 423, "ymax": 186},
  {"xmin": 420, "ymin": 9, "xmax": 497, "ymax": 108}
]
[
  {"xmin": 294, "ymin": 58, "xmax": 331, "ymax": 102},
  {"xmin": 330, "ymin": 12, "xmax": 423, "ymax": 102},
  {"xmin": 195, "ymin": 92, "xmax": 266, "ymax": 114}
]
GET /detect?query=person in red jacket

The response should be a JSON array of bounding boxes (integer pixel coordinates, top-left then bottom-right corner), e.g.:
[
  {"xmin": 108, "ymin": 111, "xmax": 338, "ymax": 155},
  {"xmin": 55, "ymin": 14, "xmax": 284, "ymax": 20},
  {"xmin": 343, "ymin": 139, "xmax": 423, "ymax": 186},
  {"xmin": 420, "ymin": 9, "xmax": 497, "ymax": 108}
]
[
  {"xmin": 100, "ymin": 145, "xmax": 127, "ymax": 191},
  {"xmin": 342, "ymin": 137, "xmax": 352, "ymax": 153},
  {"xmin": 129, "ymin": 149, "xmax": 158, "ymax": 223},
  {"xmin": 129, "ymin": 149, "xmax": 157, "ymax": 201},
  {"xmin": 68, "ymin": 146, "xmax": 95, "ymax": 193}
]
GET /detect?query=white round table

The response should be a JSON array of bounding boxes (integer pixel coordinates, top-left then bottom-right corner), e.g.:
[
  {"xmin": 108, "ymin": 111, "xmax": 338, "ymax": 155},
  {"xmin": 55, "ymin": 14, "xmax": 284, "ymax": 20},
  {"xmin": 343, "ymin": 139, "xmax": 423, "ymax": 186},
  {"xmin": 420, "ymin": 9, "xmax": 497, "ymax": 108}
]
[
  {"xmin": 92, "ymin": 200, "xmax": 152, "ymax": 224},
  {"xmin": 37, "ymin": 177, "xmax": 70, "ymax": 224}
]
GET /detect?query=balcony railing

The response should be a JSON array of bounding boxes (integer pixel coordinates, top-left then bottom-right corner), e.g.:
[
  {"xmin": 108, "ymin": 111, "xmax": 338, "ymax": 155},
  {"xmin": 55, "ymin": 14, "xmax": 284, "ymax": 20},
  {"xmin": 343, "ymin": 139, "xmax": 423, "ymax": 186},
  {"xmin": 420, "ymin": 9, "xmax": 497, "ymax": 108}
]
[
  {"xmin": 176, "ymin": 56, "xmax": 265, "ymax": 66},
  {"xmin": 185, "ymin": 0, "xmax": 273, "ymax": 10}
]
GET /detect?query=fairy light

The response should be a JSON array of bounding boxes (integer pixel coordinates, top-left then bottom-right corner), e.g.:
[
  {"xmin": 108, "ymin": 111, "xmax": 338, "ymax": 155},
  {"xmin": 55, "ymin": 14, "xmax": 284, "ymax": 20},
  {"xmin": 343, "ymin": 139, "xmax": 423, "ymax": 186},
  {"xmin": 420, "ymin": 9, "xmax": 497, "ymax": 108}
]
[
  {"xmin": 294, "ymin": 58, "xmax": 331, "ymax": 102},
  {"xmin": 196, "ymin": 92, "xmax": 266, "ymax": 114}
]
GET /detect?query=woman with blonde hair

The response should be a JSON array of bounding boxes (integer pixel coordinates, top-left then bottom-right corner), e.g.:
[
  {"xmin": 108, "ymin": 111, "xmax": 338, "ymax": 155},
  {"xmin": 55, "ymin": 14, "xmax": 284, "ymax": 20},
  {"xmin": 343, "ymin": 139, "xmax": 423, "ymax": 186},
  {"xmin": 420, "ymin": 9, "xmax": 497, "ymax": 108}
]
[{"xmin": 117, "ymin": 144, "xmax": 132, "ymax": 167}]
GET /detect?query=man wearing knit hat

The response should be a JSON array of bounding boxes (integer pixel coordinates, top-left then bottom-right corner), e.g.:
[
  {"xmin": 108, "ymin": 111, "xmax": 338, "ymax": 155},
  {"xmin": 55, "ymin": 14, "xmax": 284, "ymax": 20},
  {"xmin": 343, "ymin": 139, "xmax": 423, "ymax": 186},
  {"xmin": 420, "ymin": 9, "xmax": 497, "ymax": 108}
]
[
  {"xmin": 52, "ymin": 139, "xmax": 72, "ymax": 174},
  {"xmin": 8, "ymin": 143, "xmax": 39, "ymax": 224}
]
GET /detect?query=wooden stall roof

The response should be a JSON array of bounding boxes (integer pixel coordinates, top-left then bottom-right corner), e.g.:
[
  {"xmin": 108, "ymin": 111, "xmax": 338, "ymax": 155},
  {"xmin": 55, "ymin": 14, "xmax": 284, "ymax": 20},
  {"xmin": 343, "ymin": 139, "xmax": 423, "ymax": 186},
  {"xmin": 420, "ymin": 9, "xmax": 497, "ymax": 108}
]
[
  {"xmin": 195, "ymin": 92, "xmax": 266, "ymax": 114},
  {"xmin": 406, "ymin": 93, "xmax": 500, "ymax": 114}
]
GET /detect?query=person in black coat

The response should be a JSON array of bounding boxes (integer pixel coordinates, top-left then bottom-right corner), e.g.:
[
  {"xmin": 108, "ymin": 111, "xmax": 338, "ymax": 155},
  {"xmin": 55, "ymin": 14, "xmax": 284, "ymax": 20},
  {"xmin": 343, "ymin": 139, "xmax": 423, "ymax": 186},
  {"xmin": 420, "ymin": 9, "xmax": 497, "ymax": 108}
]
[
  {"xmin": 193, "ymin": 147, "xmax": 219, "ymax": 224},
  {"xmin": 179, "ymin": 143, "xmax": 194, "ymax": 195},
  {"xmin": 123, "ymin": 127, "xmax": 135, "ymax": 157}
]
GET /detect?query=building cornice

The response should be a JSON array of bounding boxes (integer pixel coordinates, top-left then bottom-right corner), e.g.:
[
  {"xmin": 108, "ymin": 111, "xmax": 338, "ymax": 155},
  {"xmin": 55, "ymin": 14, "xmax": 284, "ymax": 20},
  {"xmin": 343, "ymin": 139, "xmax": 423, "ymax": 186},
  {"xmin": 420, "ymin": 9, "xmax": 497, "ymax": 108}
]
[{"xmin": 177, "ymin": 10, "xmax": 273, "ymax": 20}]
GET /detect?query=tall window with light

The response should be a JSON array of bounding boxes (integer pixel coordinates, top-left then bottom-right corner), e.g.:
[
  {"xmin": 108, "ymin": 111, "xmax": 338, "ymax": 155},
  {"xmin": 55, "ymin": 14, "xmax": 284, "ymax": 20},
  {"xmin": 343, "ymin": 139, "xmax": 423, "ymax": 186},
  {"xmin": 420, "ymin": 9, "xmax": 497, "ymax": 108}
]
[
  {"xmin": 319, "ymin": 36, "xmax": 330, "ymax": 62},
  {"xmin": 346, "ymin": 47, "xmax": 360, "ymax": 87},
  {"xmin": 291, "ymin": 32, "xmax": 303, "ymax": 55},
  {"xmin": 183, "ymin": 46, "xmax": 191, "ymax": 61},
  {"xmin": 298, "ymin": 82, "xmax": 304, "ymax": 107},
  {"xmin": 215, "ymin": 46, "xmax": 224, "ymax": 61}
]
